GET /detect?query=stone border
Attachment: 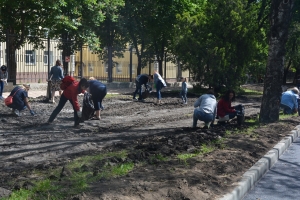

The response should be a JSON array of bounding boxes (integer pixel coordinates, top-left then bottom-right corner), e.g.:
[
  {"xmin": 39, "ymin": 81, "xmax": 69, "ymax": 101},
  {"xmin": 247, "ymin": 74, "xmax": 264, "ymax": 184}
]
[{"xmin": 220, "ymin": 125, "xmax": 300, "ymax": 200}]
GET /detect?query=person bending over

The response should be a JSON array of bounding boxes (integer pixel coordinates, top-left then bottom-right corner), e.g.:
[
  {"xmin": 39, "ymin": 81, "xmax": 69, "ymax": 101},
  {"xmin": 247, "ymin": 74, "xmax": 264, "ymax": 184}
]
[
  {"xmin": 280, "ymin": 87, "xmax": 299, "ymax": 114},
  {"xmin": 48, "ymin": 78, "xmax": 89, "ymax": 127},
  {"xmin": 193, "ymin": 89, "xmax": 217, "ymax": 129},
  {"xmin": 6, "ymin": 84, "xmax": 35, "ymax": 117},
  {"xmin": 86, "ymin": 77, "xmax": 107, "ymax": 120},
  {"xmin": 133, "ymin": 74, "xmax": 152, "ymax": 102}
]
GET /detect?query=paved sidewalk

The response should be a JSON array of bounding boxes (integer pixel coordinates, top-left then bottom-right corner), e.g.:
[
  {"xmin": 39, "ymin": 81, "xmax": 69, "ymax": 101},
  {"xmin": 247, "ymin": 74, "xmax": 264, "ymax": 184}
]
[
  {"xmin": 221, "ymin": 127, "xmax": 300, "ymax": 200},
  {"xmin": 243, "ymin": 136, "xmax": 300, "ymax": 200}
]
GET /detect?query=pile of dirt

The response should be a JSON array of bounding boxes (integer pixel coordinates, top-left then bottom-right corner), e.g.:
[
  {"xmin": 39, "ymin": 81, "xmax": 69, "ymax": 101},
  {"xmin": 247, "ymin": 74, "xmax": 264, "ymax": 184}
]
[{"xmin": 0, "ymin": 89, "xmax": 299, "ymax": 200}]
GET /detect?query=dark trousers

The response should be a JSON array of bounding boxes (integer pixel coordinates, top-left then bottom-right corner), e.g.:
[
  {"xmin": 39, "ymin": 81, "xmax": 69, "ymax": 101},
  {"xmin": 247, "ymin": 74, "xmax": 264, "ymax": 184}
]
[
  {"xmin": 48, "ymin": 94, "xmax": 79, "ymax": 125},
  {"xmin": 92, "ymin": 86, "xmax": 107, "ymax": 110},
  {"xmin": 133, "ymin": 80, "xmax": 142, "ymax": 100},
  {"xmin": 156, "ymin": 81, "xmax": 163, "ymax": 100},
  {"xmin": 0, "ymin": 81, "xmax": 3, "ymax": 96}
]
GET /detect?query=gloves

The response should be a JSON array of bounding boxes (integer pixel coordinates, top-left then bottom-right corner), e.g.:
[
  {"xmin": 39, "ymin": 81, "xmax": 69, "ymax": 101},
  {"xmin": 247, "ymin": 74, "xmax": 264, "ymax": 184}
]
[
  {"xmin": 77, "ymin": 111, "xmax": 82, "ymax": 118},
  {"xmin": 30, "ymin": 110, "xmax": 36, "ymax": 116}
]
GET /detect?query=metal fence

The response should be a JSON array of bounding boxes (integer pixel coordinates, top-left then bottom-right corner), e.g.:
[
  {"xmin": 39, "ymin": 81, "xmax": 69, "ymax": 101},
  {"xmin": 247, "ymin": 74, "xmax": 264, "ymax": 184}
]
[{"xmin": 1, "ymin": 35, "xmax": 190, "ymax": 84}]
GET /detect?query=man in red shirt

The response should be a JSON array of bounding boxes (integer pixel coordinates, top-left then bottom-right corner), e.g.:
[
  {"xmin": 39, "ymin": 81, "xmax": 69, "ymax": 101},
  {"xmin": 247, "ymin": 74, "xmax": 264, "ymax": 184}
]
[{"xmin": 48, "ymin": 78, "xmax": 89, "ymax": 127}]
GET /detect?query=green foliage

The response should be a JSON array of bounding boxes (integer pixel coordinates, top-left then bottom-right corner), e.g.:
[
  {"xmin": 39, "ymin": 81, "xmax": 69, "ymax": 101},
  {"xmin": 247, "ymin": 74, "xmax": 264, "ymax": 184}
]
[{"xmin": 172, "ymin": 0, "xmax": 269, "ymax": 89}]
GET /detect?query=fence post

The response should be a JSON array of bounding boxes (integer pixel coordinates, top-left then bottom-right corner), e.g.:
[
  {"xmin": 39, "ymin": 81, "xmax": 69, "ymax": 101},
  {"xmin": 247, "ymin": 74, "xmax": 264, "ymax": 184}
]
[
  {"xmin": 164, "ymin": 53, "xmax": 167, "ymax": 82},
  {"xmin": 6, "ymin": 29, "xmax": 10, "ymax": 82},
  {"xmin": 149, "ymin": 61, "xmax": 151, "ymax": 75},
  {"xmin": 80, "ymin": 45, "xmax": 83, "ymax": 78},
  {"xmin": 130, "ymin": 47, "xmax": 132, "ymax": 82},
  {"xmin": 108, "ymin": 46, "xmax": 113, "ymax": 82},
  {"xmin": 47, "ymin": 35, "xmax": 51, "ymax": 100}
]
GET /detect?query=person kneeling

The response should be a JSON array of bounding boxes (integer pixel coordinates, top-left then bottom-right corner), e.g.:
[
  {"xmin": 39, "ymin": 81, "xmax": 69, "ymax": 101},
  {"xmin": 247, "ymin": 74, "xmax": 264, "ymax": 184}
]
[
  {"xmin": 280, "ymin": 87, "xmax": 299, "ymax": 115},
  {"xmin": 217, "ymin": 90, "xmax": 245, "ymax": 125},
  {"xmin": 193, "ymin": 89, "xmax": 217, "ymax": 129},
  {"xmin": 6, "ymin": 84, "xmax": 35, "ymax": 116}
]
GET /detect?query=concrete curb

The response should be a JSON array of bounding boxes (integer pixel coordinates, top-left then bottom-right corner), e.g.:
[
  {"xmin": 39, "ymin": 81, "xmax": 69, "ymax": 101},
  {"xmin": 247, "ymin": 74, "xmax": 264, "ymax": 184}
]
[{"xmin": 220, "ymin": 125, "xmax": 300, "ymax": 200}]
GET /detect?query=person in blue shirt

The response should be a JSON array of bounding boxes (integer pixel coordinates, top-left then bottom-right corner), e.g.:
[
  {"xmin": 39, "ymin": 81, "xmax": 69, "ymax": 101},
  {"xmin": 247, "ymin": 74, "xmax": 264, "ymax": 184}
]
[
  {"xmin": 280, "ymin": 87, "xmax": 299, "ymax": 114},
  {"xmin": 180, "ymin": 77, "xmax": 188, "ymax": 104},
  {"xmin": 48, "ymin": 59, "xmax": 64, "ymax": 103},
  {"xmin": 133, "ymin": 74, "xmax": 152, "ymax": 102},
  {"xmin": 0, "ymin": 65, "xmax": 8, "ymax": 100},
  {"xmin": 86, "ymin": 77, "xmax": 107, "ymax": 120},
  {"xmin": 6, "ymin": 84, "xmax": 35, "ymax": 117}
]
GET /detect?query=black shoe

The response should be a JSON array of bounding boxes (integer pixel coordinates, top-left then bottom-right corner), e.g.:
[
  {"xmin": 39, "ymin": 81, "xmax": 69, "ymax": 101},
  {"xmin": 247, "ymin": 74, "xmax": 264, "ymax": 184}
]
[{"xmin": 203, "ymin": 126, "xmax": 209, "ymax": 129}]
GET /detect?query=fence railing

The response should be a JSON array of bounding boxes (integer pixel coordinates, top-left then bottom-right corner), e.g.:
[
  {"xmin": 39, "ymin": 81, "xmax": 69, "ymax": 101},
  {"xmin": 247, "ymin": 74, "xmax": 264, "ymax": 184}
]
[{"xmin": 1, "ymin": 35, "xmax": 190, "ymax": 84}]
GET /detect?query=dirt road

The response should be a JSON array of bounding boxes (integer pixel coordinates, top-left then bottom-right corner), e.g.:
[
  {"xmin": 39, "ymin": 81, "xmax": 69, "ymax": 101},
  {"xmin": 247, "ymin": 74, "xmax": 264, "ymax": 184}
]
[{"xmin": 1, "ymin": 88, "xmax": 298, "ymax": 200}]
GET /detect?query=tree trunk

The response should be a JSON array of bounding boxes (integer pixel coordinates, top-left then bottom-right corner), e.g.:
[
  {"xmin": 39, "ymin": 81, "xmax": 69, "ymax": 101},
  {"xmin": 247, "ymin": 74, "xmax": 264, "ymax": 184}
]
[
  {"xmin": 177, "ymin": 58, "xmax": 182, "ymax": 81},
  {"xmin": 283, "ymin": 58, "xmax": 292, "ymax": 84},
  {"xmin": 137, "ymin": 55, "xmax": 142, "ymax": 75},
  {"xmin": 259, "ymin": 0, "xmax": 294, "ymax": 123},
  {"xmin": 7, "ymin": 36, "xmax": 17, "ymax": 85}
]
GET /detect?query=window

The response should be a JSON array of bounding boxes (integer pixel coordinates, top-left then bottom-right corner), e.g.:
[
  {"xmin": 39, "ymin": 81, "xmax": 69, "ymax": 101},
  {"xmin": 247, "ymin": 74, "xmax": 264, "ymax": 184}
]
[
  {"xmin": 25, "ymin": 50, "xmax": 35, "ymax": 64},
  {"xmin": 44, "ymin": 51, "xmax": 53, "ymax": 65},
  {"xmin": 128, "ymin": 64, "xmax": 135, "ymax": 74},
  {"xmin": 116, "ymin": 63, "xmax": 122, "ymax": 74},
  {"xmin": 105, "ymin": 62, "xmax": 108, "ymax": 73},
  {"xmin": 88, "ymin": 63, "xmax": 93, "ymax": 72}
]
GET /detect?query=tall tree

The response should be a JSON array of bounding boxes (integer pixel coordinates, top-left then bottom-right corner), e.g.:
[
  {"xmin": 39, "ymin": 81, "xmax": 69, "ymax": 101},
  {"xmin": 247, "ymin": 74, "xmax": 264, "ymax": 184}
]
[
  {"xmin": 122, "ymin": 0, "xmax": 152, "ymax": 75},
  {"xmin": 0, "ymin": 0, "xmax": 63, "ymax": 84},
  {"xmin": 283, "ymin": 0, "xmax": 300, "ymax": 83},
  {"xmin": 0, "ymin": 0, "xmax": 110, "ymax": 83},
  {"xmin": 259, "ymin": 0, "xmax": 295, "ymax": 122},
  {"xmin": 172, "ymin": 0, "xmax": 260, "ymax": 89}
]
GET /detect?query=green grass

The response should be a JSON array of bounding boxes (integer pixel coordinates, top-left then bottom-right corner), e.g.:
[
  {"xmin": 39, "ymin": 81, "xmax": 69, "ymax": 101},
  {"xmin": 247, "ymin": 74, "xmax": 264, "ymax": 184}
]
[
  {"xmin": 177, "ymin": 143, "xmax": 215, "ymax": 164},
  {"xmin": 1, "ymin": 151, "xmax": 132, "ymax": 200},
  {"xmin": 105, "ymin": 93, "xmax": 121, "ymax": 98},
  {"xmin": 238, "ymin": 88, "xmax": 263, "ymax": 95},
  {"xmin": 148, "ymin": 154, "xmax": 168, "ymax": 164},
  {"xmin": 279, "ymin": 112, "xmax": 298, "ymax": 120},
  {"xmin": 225, "ymin": 129, "xmax": 232, "ymax": 136}
]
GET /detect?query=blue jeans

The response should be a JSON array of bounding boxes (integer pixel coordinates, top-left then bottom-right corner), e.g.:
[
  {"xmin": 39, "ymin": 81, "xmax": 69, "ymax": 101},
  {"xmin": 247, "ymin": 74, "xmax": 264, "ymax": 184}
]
[
  {"xmin": 227, "ymin": 112, "xmax": 237, "ymax": 119},
  {"xmin": 133, "ymin": 80, "xmax": 142, "ymax": 100},
  {"xmin": 48, "ymin": 94, "xmax": 79, "ymax": 124},
  {"xmin": 0, "ymin": 81, "xmax": 4, "ymax": 96},
  {"xmin": 156, "ymin": 81, "xmax": 163, "ymax": 100},
  {"xmin": 92, "ymin": 86, "xmax": 107, "ymax": 110},
  {"xmin": 193, "ymin": 109, "xmax": 214, "ymax": 127},
  {"xmin": 180, "ymin": 91, "xmax": 187, "ymax": 103},
  {"xmin": 280, "ymin": 103, "xmax": 293, "ymax": 114}
]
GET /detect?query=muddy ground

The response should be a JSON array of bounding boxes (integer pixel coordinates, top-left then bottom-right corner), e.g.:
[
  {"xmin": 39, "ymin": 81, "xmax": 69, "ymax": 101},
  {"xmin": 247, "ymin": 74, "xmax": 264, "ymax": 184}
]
[{"xmin": 1, "ymin": 84, "xmax": 300, "ymax": 200}]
